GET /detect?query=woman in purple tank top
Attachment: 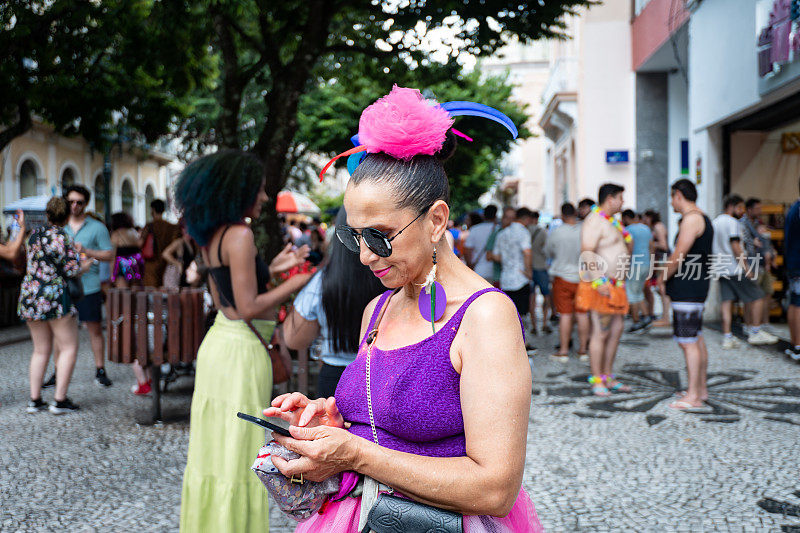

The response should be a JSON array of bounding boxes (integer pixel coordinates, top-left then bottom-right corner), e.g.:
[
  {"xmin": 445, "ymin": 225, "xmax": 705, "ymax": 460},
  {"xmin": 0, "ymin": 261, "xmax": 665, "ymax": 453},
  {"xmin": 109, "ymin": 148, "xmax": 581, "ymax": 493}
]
[{"xmin": 263, "ymin": 87, "xmax": 543, "ymax": 532}]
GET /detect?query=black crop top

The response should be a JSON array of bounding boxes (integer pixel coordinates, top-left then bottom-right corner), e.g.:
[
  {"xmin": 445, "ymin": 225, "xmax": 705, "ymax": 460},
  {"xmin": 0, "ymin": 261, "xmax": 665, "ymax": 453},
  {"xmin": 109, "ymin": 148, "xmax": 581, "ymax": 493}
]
[{"xmin": 207, "ymin": 224, "xmax": 271, "ymax": 308}]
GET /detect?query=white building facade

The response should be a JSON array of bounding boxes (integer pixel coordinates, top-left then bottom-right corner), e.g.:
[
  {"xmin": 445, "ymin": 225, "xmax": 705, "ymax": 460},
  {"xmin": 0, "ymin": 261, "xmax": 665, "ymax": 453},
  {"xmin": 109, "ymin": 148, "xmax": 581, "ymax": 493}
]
[
  {"xmin": 539, "ymin": 2, "xmax": 637, "ymax": 216},
  {"xmin": 481, "ymin": 40, "xmax": 552, "ymax": 211}
]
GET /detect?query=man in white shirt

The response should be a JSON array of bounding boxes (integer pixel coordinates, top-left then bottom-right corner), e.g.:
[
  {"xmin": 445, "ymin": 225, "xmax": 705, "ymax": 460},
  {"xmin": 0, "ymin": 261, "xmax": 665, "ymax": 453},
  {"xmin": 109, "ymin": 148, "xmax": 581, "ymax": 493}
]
[
  {"xmin": 712, "ymin": 194, "xmax": 777, "ymax": 348},
  {"xmin": 463, "ymin": 205, "xmax": 500, "ymax": 283},
  {"xmin": 545, "ymin": 202, "xmax": 589, "ymax": 362},
  {"xmin": 488, "ymin": 207, "xmax": 532, "ymax": 318},
  {"xmin": 518, "ymin": 207, "xmax": 553, "ymax": 335}
]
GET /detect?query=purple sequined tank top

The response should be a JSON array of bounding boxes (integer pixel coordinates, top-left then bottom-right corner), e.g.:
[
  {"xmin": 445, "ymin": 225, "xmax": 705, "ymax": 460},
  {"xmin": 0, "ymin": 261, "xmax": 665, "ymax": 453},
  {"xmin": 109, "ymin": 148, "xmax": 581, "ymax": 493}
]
[{"xmin": 335, "ymin": 288, "xmax": 503, "ymax": 458}]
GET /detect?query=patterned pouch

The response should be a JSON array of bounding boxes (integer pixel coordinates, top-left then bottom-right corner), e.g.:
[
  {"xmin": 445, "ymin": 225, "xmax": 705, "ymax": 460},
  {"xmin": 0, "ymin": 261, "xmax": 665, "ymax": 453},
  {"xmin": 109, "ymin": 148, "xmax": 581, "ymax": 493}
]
[{"xmin": 251, "ymin": 440, "xmax": 340, "ymax": 521}]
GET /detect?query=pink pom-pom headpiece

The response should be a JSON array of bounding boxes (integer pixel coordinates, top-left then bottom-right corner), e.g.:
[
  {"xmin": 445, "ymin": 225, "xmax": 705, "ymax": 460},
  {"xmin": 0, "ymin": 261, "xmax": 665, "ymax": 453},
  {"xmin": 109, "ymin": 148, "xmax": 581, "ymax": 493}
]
[
  {"xmin": 319, "ymin": 85, "xmax": 518, "ymax": 181},
  {"xmin": 359, "ymin": 86, "xmax": 453, "ymax": 159}
]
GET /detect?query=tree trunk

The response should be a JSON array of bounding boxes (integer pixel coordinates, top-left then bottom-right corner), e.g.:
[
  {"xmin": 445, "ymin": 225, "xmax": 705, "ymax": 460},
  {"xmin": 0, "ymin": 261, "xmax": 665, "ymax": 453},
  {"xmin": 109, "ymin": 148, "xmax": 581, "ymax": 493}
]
[
  {"xmin": 251, "ymin": 0, "xmax": 335, "ymax": 260},
  {"xmin": 0, "ymin": 101, "xmax": 33, "ymax": 154},
  {"xmin": 214, "ymin": 13, "xmax": 244, "ymax": 149}
]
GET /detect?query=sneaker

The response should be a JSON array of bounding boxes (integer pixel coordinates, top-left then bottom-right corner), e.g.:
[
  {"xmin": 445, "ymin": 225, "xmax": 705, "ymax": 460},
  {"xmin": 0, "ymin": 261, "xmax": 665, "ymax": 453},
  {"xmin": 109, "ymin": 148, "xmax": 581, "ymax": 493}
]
[
  {"xmin": 95, "ymin": 368, "xmax": 112, "ymax": 387},
  {"xmin": 747, "ymin": 330, "xmax": 779, "ymax": 345},
  {"xmin": 627, "ymin": 321, "xmax": 646, "ymax": 334},
  {"xmin": 49, "ymin": 398, "xmax": 80, "ymax": 415},
  {"xmin": 550, "ymin": 354, "xmax": 569, "ymax": 364},
  {"xmin": 721, "ymin": 337, "xmax": 741, "ymax": 350},
  {"xmin": 542, "ymin": 325, "xmax": 553, "ymax": 334},
  {"xmin": 785, "ymin": 347, "xmax": 800, "ymax": 361},
  {"xmin": 27, "ymin": 398, "xmax": 48, "ymax": 413},
  {"xmin": 549, "ymin": 314, "xmax": 560, "ymax": 324},
  {"xmin": 42, "ymin": 373, "xmax": 56, "ymax": 389},
  {"xmin": 526, "ymin": 346, "xmax": 538, "ymax": 357},
  {"xmin": 578, "ymin": 353, "xmax": 590, "ymax": 362},
  {"xmin": 131, "ymin": 380, "xmax": 152, "ymax": 396},
  {"xmin": 761, "ymin": 324, "xmax": 779, "ymax": 336}
]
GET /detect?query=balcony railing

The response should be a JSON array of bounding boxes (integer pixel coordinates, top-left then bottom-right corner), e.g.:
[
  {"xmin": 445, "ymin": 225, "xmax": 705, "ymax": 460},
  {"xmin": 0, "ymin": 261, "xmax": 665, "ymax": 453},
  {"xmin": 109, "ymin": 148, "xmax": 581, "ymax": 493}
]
[{"xmin": 540, "ymin": 57, "xmax": 578, "ymax": 107}]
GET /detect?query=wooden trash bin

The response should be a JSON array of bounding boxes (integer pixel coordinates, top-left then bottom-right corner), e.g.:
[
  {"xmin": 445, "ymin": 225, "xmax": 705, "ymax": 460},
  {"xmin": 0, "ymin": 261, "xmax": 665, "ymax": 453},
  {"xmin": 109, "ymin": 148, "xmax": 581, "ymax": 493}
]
[{"xmin": 107, "ymin": 287, "xmax": 205, "ymax": 423}]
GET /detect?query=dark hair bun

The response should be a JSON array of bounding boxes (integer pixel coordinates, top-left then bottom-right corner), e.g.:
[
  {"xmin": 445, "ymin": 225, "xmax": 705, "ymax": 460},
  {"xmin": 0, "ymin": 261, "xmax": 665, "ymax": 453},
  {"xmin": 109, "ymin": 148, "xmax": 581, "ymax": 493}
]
[{"xmin": 435, "ymin": 130, "xmax": 458, "ymax": 162}]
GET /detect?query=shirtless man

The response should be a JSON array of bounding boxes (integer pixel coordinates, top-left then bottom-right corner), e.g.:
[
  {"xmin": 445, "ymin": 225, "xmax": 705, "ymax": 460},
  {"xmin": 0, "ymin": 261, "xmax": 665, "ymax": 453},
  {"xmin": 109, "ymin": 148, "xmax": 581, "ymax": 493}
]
[{"xmin": 579, "ymin": 183, "xmax": 631, "ymax": 396}]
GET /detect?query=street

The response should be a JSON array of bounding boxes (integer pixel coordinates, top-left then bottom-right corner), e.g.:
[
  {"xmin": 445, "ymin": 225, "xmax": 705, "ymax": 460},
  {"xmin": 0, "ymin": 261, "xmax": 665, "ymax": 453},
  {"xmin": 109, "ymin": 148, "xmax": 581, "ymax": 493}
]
[{"xmin": 0, "ymin": 324, "xmax": 798, "ymax": 532}]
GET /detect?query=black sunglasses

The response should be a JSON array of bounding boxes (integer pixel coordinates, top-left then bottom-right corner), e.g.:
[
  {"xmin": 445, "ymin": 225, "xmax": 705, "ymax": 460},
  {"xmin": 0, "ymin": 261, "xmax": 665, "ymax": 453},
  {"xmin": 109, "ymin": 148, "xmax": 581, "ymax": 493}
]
[{"xmin": 335, "ymin": 206, "xmax": 431, "ymax": 258}]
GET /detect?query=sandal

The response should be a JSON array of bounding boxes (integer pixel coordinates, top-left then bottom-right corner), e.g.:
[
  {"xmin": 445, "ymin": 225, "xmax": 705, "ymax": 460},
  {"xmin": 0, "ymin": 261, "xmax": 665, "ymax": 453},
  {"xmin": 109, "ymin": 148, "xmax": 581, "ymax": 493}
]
[
  {"xmin": 669, "ymin": 400, "xmax": 709, "ymax": 412},
  {"xmin": 606, "ymin": 374, "xmax": 631, "ymax": 393},
  {"xmin": 674, "ymin": 391, "xmax": 709, "ymax": 401},
  {"xmin": 587, "ymin": 375, "xmax": 610, "ymax": 397},
  {"xmin": 608, "ymin": 381, "xmax": 631, "ymax": 393}
]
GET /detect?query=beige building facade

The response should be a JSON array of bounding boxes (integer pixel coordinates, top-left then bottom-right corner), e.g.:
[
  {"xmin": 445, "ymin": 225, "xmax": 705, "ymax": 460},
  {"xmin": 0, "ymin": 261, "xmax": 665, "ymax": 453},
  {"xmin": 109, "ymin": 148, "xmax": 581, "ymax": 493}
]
[
  {"xmin": 540, "ymin": 2, "xmax": 637, "ymax": 214},
  {"xmin": 1, "ymin": 120, "xmax": 174, "ymax": 229},
  {"xmin": 482, "ymin": 40, "xmax": 552, "ymax": 211}
]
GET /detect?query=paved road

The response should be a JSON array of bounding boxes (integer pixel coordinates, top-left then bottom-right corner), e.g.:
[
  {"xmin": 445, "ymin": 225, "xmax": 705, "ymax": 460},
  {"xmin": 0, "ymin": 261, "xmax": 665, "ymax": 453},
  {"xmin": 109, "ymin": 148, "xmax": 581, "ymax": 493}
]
[{"xmin": 1, "ymin": 324, "xmax": 798, "ymax": 532}]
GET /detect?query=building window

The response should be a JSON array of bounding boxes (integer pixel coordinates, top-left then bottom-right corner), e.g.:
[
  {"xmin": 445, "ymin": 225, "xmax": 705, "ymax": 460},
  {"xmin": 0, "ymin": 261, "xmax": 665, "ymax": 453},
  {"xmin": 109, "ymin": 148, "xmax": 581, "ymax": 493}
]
[
  {"xmin": 19, "ymin": 160, "xmax": 41, "ymax": 198},
  {"xmin": 121, "ymin": 179, "xmax": 134, "ymax": 216},
  {"xmin": 93, "ymin": 174, "xmax": 105, "ymax": 217},
  {"xmin": 145, "ymin": 184, "xmax": 155, "ymax": 223},
  {"xmin": 61, "ymin": 167, "xmax": 76, "ymax": 190}
]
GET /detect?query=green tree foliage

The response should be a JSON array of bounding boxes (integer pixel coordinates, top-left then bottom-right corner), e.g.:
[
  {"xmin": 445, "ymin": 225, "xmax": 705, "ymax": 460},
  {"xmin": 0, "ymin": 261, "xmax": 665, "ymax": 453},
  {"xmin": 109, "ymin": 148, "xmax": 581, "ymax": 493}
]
[
  {"xmin": 0, "ymin": 0, "xmax": 215, "ymax": 152},
  {"xmin": 179, "ymin": 0, "xmax": 594, "ymax": 256},
  {"xmin": 296, "ymin": 63, "xmax": 531, "ymax": 217}
]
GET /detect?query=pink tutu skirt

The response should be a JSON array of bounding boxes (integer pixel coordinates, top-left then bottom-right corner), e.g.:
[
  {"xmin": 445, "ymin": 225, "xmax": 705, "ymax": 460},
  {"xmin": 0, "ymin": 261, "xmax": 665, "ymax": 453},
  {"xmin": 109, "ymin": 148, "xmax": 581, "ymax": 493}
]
[{"xmin": 294, "ymin": 487, "xmax": 543, "ymax": 532}]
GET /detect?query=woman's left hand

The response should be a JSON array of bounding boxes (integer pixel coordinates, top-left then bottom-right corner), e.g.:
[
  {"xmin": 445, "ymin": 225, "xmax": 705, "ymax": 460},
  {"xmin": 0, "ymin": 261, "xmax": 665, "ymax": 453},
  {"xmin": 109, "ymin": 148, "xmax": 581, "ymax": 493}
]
[
  {"xmin": 271, "ymin": 425, "xmax": 360, "ymax": 482},
  {"xmin": 269, "ymin": 243, "xmax": 310, "ymax": 276}
]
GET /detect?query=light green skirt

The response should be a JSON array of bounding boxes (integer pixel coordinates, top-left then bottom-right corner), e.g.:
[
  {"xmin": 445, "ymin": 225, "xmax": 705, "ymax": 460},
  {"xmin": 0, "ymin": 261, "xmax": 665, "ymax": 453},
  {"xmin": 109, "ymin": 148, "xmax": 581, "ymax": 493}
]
[{"xmin": 180, "ymin": 313, "xmax": 276, "ymax": 533}]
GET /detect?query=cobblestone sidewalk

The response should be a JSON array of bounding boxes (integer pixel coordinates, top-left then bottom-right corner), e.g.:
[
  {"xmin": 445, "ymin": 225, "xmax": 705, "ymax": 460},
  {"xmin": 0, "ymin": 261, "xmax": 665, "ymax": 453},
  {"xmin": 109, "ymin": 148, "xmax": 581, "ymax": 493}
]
[{"xmin": 1, "ymin": 324, "xmax": 798, "ymax": 531}]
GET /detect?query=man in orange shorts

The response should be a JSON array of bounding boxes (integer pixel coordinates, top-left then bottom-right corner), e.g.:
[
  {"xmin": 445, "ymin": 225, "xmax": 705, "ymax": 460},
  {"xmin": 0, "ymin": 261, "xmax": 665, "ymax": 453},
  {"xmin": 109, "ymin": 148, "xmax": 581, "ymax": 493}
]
[
  {"xmin": 545, "ymin": 202, "xmax": 589, "ymax": 362},
  {"xmin": 579, "ymin": 183, "xmax": 631, "ymax": 396}
]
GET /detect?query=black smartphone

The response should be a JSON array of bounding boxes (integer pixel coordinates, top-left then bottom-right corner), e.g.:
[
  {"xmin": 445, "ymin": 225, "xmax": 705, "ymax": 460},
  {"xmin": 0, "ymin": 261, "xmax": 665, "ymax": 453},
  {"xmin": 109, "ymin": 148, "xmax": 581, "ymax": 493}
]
[{"xmin": 236, "ymin": 412, "xmax": 292, "ymax": 437}]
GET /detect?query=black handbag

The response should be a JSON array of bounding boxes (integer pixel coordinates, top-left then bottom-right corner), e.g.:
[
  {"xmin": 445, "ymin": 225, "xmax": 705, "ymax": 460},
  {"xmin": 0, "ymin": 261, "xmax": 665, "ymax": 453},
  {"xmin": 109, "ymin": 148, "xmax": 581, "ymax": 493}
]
[
  {"xmin": 359, "ymin": 289, "xmax": 463, "ymax": 533},
  {"xmin": 364, "ymin": 493, "xmax": 462, "ymax": 533},
  {"xmin": 63, "ymin": 275, "xmax": 84, "ymax": 302}
]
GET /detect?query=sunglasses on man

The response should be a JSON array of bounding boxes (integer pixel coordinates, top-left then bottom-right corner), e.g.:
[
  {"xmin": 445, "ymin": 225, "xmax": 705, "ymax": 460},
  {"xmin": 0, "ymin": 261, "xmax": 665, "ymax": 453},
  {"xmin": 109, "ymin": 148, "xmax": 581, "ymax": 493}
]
[{"xmin": 335, "ymin": 205, "xmax": 432, "ymax": 258}]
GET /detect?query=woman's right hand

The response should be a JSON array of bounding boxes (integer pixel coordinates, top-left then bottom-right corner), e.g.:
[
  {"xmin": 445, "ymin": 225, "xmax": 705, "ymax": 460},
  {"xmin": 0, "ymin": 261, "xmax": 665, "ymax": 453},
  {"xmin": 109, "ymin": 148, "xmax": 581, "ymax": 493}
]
[
  {"xmin": 263, "ymin": 392, "xmax": 345, "ymax": 429},
  {"xmin": 269, "ymin": 243, "xmax": 310, "ymax": 276}
]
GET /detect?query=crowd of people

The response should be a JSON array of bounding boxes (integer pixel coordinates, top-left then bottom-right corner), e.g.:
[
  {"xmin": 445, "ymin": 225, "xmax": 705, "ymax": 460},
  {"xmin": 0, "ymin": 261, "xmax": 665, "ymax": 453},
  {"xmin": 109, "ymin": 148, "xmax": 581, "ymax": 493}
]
[
  {"xmin": 11, "ymin": 184, "xmax": 211, "ymax": 413},
  {"xmin": 5, "ymin": 84, "xmax": 800, "ymax": 533},
  {"xmin": 6, "ymin": 171, "xmax": 799, "ymax": 526},
  {"xmin": 5, "ymin": 175, "xmax": 345, "ymax": 417},
  {"xmin": 458, "ymin": 179, "xmax": 800, "ymax": 407}
]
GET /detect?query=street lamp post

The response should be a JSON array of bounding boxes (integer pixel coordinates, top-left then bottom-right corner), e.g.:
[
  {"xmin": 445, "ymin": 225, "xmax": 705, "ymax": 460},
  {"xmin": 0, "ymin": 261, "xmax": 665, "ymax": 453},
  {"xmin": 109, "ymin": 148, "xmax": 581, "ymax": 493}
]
[{"xmin": 103, "ymin": 154, "xmax": 112, "ymax": 224}]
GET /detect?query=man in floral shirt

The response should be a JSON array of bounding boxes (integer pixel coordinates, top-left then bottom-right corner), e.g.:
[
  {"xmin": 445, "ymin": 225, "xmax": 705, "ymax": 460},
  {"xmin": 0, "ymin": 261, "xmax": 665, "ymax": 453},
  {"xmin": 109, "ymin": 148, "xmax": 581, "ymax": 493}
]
[{"xmin": 488, "ymin": 207, "xmax": 532, "ymax": 321}]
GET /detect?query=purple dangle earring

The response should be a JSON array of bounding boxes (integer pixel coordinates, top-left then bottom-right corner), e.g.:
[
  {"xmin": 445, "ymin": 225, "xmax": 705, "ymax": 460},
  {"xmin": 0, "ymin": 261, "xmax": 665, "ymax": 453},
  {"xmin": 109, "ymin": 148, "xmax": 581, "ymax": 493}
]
[{"xmin": 418, "ymin": 244, "xmax": 446, "ymax": 333}]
